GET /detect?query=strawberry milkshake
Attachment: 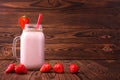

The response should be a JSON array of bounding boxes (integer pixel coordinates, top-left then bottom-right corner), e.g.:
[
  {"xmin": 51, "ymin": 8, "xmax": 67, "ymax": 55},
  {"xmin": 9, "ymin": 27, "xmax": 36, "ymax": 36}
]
[{"xmin": 13, "ymin": 24, "xmax": 45, "ymax": 70}]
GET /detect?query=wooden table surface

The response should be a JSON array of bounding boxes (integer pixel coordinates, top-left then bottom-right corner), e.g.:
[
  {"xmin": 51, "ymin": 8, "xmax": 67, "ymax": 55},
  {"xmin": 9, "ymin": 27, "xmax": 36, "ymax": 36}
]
[{"xmin": 0, "ymin": 59, "xmax": 119, "ymax": 80}]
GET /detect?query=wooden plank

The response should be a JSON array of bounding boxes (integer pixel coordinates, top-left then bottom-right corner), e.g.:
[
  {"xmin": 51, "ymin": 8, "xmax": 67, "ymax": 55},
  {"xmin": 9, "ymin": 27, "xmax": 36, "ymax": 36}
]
[
  {"xmin": 0, "ymin": 60, "xmax": 81, "ymax": 80},
  {"xmin": 1, "ymin": 27, "xmax": 120, "ymax": 36},
  {"xmin": 0, "ymin": 43, "xmax": 119, "ymax": 59},
  {"xmin": 0, "ymin": 37, "xmax": 119, "ymax": 44},
  {"xmin": 0, "ymin": 12, "xmax": 120, "ymax": 29},
  {"xmin": 30, "ymin": 72, "xmax": 81, "ymax": 80},
  {"xmin": 0, "ymin": 60, "xmax": 119, "ymax": 80},
  {"xmin": 45, "ymin": 44, "xmax": 120, "ymax": 59},
  {"xmin": 89, "ymin": 60, "xmax": 120, "ymax": 80},
  {"xmin": 0, "ymin": 0, "xmax": 120, "ymax": 11},
  {"xmin": 0, "ymin": 60, "xmax": 35, "ymax": 80},
  {"xmin": 0, "ymin": 28, "xmax": 120, "ymax": 44},
  {"xmin": 76, "ymin": 60, "xmax": 120, "ymax": 80}
]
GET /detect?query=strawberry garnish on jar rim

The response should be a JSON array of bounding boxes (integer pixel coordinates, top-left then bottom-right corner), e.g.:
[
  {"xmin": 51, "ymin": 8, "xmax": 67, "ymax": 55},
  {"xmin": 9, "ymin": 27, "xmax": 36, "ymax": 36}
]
[{"xmin": 18, "ymin": 15, "xmax": 30, "ymax": 29}]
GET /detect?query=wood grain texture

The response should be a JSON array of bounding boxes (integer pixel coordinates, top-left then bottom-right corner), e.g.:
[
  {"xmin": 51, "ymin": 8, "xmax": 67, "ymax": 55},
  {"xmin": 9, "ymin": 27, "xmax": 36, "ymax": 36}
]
[
  {"xmin": 0, "ymin": 60, "xmax": 119, "ymax": 80},
  {"xmin": 0, "ymin": 43, "xmax": 120, "ymax": 59},
  {"xmin": 0, "ymin": 0, "xmax": 120, "ymax": 59},
  {"xmin": 0, "ymin": 28, "xmax": 120, "ymax": 43}
]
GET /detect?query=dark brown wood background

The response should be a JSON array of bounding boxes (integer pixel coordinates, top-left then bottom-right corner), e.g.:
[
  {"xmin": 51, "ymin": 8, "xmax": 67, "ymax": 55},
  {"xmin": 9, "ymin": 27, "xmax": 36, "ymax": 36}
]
[{"xmin": 0, "ymin": 0, "xmax": 120, "ymax": 60}]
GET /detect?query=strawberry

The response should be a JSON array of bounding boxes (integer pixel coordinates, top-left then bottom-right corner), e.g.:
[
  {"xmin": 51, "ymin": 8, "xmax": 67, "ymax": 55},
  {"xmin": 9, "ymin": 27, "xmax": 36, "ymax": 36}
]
[
  {"xmin": 40, "ymin": 63, "xmax": 52, "ymax": 73},
  {"xmin": 18, "ymin": 15, "xmax": 30, "ymax": 29},
  {"xmin": 69, "ymin": 64, "xmax": 79, "ymax": 73},
  {"xmin": 5, "ymin": 64, "xmax": 15, "ymax": 73},
  {"xmin": 53, "ymin": 63, "xmax": 64, "ymax": 73},
  {"xmin": 15, "ymin": 64, "xmax": 27, "ymax": 74}
]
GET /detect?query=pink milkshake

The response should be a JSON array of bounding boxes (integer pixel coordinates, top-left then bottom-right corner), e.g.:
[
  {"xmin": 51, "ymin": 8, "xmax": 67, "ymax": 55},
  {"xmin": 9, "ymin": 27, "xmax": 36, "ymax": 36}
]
[{"xmin": 13, "ymin": 24, "xmax": 45, "ymax": 70}]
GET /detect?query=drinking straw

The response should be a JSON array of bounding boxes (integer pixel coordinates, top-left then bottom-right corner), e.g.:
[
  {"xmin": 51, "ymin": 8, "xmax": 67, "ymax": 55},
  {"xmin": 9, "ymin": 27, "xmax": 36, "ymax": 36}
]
[{"xmin": 36, "ymin": 13, "xmax": 42, "ymax": 29}]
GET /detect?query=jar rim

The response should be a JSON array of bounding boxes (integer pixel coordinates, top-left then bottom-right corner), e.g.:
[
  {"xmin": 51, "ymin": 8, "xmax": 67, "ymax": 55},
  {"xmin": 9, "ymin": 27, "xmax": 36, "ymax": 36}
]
[
  {"xmin": 25, "ymin": 24, "xmax": 42, "ymax": 27},
  {"xmin": 24, "ymin": 24, "xmax": 43, "ymax": 31}
]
